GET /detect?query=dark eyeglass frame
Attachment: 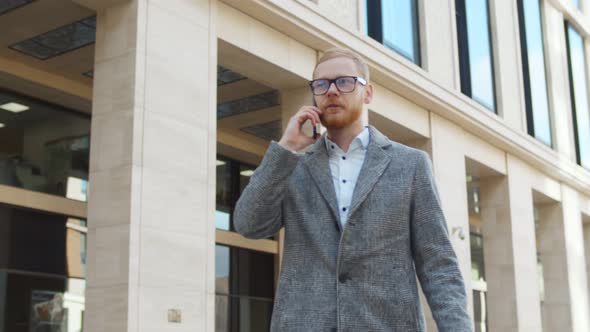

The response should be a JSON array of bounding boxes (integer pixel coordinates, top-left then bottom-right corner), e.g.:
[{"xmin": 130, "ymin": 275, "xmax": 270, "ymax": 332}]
[{"xmin": 309, "ymin": 76, "xmax": 367, "ymax": 96}]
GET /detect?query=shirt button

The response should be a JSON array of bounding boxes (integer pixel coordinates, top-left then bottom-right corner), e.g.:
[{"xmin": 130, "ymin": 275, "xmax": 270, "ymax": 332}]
[
  {"xmin": 342, "ymin": 156, "xmax": 346, "ymax": 160},
  {"xmin": 342, "ymin": 179, "xmax": 346, "ymax": 183},
  {"xmin": 338, "ymin": 273, "xmax": 349, "ymax": 283},
  {"xmin": 331, "ymin": 145, "xmax": 335, "ymax": 149},
  {"xmin": 342, "ymin": 207, "xmax": 347, "ymax": 212}
]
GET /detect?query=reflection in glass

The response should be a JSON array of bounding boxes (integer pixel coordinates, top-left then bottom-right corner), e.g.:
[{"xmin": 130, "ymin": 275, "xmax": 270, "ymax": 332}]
[
  {"xmin": 0, "ymin": 205, "xmax": 86, "ymax": 332},
  {"xmin": 215, "ymin": 245, "xmax": 274, "ymax": 332},
  {"xmin": 239, "ymin": 165, "xmax": 254, "ymax": 194},
  {"xmin": 66, "ymin": 218, "xmax": 87, "ymax": 279},
  {"xmin": 518, "ymin": 0, "xmax": 552, "ymax": 146},
  {"xmin": 456, "ymin": 0, "xmax": 496, "ymax": 112},
  {"xmin": 534, "ymin": 207, "xmax": 546, "ymax": 327},
  {"xmin": 66, "ymin": 176, "xmax": 88, "ymax": 201},
  {"xmin": 216, "ymin": 210, "xmax": 231, "ymax": 231},
  {"xmin": 216, "ymin": 157, "xmax": 263, "ymax": 234},
  {"xmin": 2, "ymin": 273, "xmax": 85, "ymax": 332},
  {"xmin": 470, "ymin": 233, "xmax": 485, "ymax": 282},
  {"xmin": 473, "ymin": 289, "xmax": 487, "ymax": 332},
  {"xmin": 565, "ymin": 24, "xmax": 590, "ymax": 169},
  {"xmin": 216, "ymin": 245, "xmax": 230, "ymax": 295},
  {"xmin": 0, "ymin": 89, "xmax": 90, "ymax": 200},
  {"xmin": 366, "ymin": 0, "xmax": 420, "ymax": 65},
  {"xmin": 381, "ymin": 0, "xmax": 420, "ymax": 63},
  {"xmin": 467, "ymin": 177, "xmax": 487, "ymax": 332},
  {"xmin": 0, "ymin": 206, "xmax": 87, "ymax": 278},
  {"xmin": 216, "ymin": 295, "xmax": 273, "ymax": 332},
  {"xmin": 216, "ymin": 159, "xmax": 232, "ymax": 231}
]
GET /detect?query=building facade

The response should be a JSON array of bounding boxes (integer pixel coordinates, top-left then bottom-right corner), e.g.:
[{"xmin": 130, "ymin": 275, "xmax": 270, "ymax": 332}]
[{"xmin": 0, "ymin": 0, "xmax": 589, "ymax": 331}]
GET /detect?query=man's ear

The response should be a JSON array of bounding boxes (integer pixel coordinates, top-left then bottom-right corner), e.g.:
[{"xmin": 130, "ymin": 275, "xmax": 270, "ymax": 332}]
[{"xmin": 363, "ymin": 83, "xmax": 373, "ymax": 104}]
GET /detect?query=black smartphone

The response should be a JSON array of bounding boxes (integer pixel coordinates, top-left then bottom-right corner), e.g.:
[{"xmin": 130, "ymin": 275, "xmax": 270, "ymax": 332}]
[{"xmin": 312, "ymin": 98, "xmax": 319, "ymax": 138}]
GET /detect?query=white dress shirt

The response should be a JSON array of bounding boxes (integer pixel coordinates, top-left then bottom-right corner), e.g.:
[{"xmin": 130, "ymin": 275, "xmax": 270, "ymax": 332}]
[{"xmin": 325, "ymin": 127, "xmax": 370, "ymax": 228}]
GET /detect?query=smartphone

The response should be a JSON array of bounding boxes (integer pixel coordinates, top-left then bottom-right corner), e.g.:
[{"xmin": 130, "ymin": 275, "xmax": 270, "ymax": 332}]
[{"xmin": 312, "ymin": 98, "xmax": 320, "ymax": 138}]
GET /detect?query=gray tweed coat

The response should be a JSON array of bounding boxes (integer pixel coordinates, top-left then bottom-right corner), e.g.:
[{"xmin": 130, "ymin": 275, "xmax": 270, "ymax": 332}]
[{"xmin": 234, "ymin": 126, "xmax": 472, "ymax": 332}]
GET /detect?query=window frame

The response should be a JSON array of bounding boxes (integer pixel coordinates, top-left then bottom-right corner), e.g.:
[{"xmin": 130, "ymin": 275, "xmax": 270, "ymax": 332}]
[
  {"xmin": 564, "ymin": 22, "xmax": 590, "ymax": 169},
  {"xmin": 455, "ymin": 0, "xmax": 498, "ymax": 113},
  {"xmin": 516, "ymin": 0, "xmax": 553, "ymax": 147},
  {"xmin": 366, "ymin": 0, "xmax": 422, "ymax": 66}
]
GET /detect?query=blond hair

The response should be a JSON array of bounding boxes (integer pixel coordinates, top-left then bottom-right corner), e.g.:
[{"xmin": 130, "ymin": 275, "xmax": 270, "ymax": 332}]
[{"xmin": 314, "ymin": 48, "xmax": 370, "ymax": 81}]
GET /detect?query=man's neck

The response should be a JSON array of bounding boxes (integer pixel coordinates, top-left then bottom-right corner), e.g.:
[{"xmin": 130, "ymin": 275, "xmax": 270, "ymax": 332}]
[{"xmin": 326, "ymin": 122, "xmax": 366, "ymax": 153}]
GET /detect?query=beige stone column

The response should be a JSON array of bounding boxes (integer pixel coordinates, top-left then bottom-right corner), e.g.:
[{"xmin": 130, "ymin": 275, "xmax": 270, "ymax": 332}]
[
  {"xmin": 506, "ymin": 155, "xmax": 543, "ymax": 331},
  {"xmin": 478, "ymin": 176, "xmax": 519, "ymax": 332},
  {"xmin": 536, "ymin": 202, "xmax": 573, "ymax": 331},
  {"xmin": 419, "ymin": 0, "xmax": 459, "ymax": 89},
  {"xmin": 561, "ymin": 185, "xmax": 590, "ymax": 332},
  {"xmin": 84, "ymin": 0, "xmax": 217, "ymax": 331},
  {"xmin": 429, "ymin": 114, "xmax": 473, "ymax": 329},
  {"xmin": 488, "ymin": 0, "xmax": 526, "ymax": 131},
  {"xmin": 543, "ymin": 1, "xmax": 577, "ymax": 161}
]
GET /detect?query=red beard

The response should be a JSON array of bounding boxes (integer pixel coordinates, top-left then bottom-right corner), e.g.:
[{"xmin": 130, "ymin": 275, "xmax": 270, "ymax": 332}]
[{"xmin": 320, "ymin": 105, "xmax": 363, "ymax": 129}]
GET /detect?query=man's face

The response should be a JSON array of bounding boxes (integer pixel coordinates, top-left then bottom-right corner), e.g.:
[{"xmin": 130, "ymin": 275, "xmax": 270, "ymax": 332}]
[{"xmin": 313, "ymin": 57, "xmax": 372, "ymax": 129}]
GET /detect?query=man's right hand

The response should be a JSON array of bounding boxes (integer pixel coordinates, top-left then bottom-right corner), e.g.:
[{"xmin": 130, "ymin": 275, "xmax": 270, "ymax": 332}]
[{"xmin": 278, "ymin": 106, "xmax": 323, "ymax": 152}]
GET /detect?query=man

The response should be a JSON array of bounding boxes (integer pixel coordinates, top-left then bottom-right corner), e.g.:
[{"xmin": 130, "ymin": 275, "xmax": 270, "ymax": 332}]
[{"xmin": 234, "ymin": 48, "xmax": 472, "ymax": 332}]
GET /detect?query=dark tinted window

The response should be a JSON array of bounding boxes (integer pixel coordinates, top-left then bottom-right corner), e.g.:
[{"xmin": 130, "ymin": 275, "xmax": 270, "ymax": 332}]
[
  {"xmin": 0, "ymin": 205, "xmax": 86, "ymax": 332},
  {"xmin": 565, "ymin": 24, "xmax": 590, "ymax": 169},
  {"xmin": 0, "ymin": 205, "xmax": 86, "ymax": 277},
  {"xmin": 456, "ymin": 0, "xmax": 497, "ymax": 112},
  {"xmin": 517, "ymin": 0, "xmax": 552, "ymax": 146},
  {"xmin": 216, "ymin": 156, "xmax": 263, "ymax": 235},
  {"xmin": 215, "ymin": 244, "xmax": 274, "ymax": 332},
  {"xmin": 366, "ymin": 0, "xmax": 421, "ymax": 65},
  {"xmin": 0, "ymin": 89, "xmax": 90, "ymax": 201}
]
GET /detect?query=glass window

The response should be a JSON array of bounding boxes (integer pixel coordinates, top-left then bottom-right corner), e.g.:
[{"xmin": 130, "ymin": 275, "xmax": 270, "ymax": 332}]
[
  {"xmin": 0, "ymin": 89, "xmax": 91, "ymax": 201},
  {"xmin": 470, "ymin": 233, "xmax": 485, "ymax": 282},
  {"xmin": 216, "ymin": 156, "xmax": 263, "ymax": 235},
  {"xmin": 216, "ymin": 158, "xmax": 232, "ymax": 231},
  {"xmin": 470, "ymin": 231, "xmax": 488, "ymax": 332},
  {"xmin": 0, "ymin": 205, "xmax": 86, "ymax": 332},
  {"xmin": 517, "ymin": 0, "xmax": 552, "ymax": 146},
  {"xmin": 239, "ymin": 164, "xmax": 255, "ymax": 194},
  {"xmin": 472, "ymin": 289, "xmax": 488, "ymax": 332},
  {"xmin": 456, "ymin": 0, "xmax": 497, "ymax": 112},
  {"xmin": 534, "ymin": 207, "xmax": 546, "ymax": 327},
  {"xmin": 215, "ymin": 244, "xmax": 274, "ymax": 332},
  {"xmin": 565, "ymin": 24, "xmax": 590, "ymax": 169},
  {"xmin": 366, "ymin": 0, "xmax": 421, "ymax": 65},
  {"xmin": 467, "ymin": 177, "xmax": 488, "ymax": 332}
]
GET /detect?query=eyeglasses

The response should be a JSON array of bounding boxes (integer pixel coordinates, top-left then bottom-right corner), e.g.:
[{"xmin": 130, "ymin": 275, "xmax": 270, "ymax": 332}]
[{"xmin": 309, "ymin": 76, "xmax": 367, "ymax": 96}]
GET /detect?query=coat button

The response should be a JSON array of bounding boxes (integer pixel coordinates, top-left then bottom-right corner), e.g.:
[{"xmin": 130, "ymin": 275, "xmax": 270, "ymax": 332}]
[{"xmin": 338, "ymin": 273, "xmax": 349, "ymax": 283}]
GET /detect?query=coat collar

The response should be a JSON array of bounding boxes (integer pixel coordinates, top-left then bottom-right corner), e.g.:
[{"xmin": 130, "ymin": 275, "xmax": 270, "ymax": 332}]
[{"xmin": 302, "ymin": 125, "xmax": 392, "ymax": 232}]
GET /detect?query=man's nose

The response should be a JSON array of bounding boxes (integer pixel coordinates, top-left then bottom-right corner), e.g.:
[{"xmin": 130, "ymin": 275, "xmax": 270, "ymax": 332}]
[{"xmin": 326, "ymin": 81, "xmax": 340, "ymax": 96}]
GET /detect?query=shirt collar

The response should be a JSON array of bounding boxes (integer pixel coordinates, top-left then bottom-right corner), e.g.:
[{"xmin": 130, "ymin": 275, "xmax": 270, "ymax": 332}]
[{"xmin": 325, "ymin": 126, "xmax": 370, "ymax": 154}]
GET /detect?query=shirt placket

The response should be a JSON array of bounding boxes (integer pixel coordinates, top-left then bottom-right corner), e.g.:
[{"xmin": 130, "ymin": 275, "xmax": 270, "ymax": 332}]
[{"xmin": 339, "ymin": 149, "xmax": 351, "ymax": 223}]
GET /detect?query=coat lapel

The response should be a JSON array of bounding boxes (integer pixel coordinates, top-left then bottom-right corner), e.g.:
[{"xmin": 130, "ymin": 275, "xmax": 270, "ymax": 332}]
[
  {"xmin": 302, "ymin": 136, "xmax": 343, "ymax": 231},
  {"xmin": 301, "ymin": 126, "xmax": 393, "ymax": 231},
  {"xmin": 347, "ymin": 126, "xmax": 392, "ymax": 220}
]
